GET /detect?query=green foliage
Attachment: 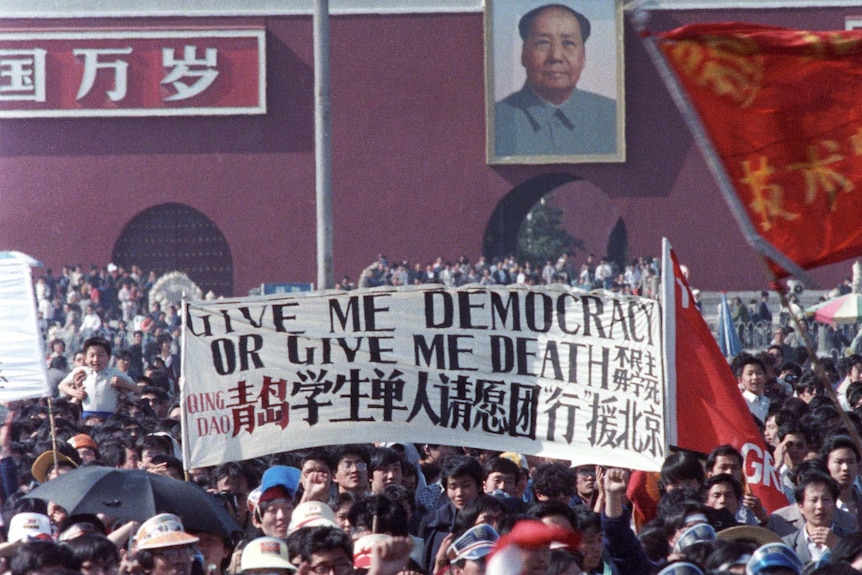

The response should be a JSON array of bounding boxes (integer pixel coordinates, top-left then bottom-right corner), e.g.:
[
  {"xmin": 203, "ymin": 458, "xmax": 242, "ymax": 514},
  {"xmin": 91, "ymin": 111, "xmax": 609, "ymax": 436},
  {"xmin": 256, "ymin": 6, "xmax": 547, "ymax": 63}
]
[{"xmin": 517, "ymin": 196, "xmax": 581, "ymax": 267}]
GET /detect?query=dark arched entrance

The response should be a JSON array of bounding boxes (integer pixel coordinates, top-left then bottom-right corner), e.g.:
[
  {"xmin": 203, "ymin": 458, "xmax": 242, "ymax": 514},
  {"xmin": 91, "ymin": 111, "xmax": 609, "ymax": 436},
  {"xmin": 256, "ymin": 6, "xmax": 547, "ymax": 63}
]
[
  {"xmin": 482, "ymin": 173, "xmax": 579, "ymax": 260},
  {"xmin": 113, "ymin": 203, "xmax": 234, "ymax": 297},
  {"xmin": 482, "ymin": 173, "xmax": 627, "ymax": 268}
]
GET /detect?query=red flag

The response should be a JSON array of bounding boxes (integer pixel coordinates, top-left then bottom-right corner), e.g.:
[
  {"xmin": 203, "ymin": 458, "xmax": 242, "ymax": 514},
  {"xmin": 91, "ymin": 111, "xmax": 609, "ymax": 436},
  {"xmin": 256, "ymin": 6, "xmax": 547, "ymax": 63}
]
[
  {"xmin": 655, "ymin": 23, "xmax": 862, "ymax": 277},
  {"xmin": 662, "ymin": 239, "xmax": 787, "ymax": 512}
]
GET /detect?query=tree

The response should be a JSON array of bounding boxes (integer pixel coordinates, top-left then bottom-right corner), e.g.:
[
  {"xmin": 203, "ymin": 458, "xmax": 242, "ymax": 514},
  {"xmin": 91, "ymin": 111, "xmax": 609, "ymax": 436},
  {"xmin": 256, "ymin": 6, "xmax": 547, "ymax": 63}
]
[{"xmin": 517, "ymin": 196, "xmax": 581, "ymax": 268}]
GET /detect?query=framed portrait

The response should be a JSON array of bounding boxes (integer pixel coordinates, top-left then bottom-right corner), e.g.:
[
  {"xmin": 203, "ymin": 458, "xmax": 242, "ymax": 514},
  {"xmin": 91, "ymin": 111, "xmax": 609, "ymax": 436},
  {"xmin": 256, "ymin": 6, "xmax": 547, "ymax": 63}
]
[{"xmin": 486, "ymin": 0, "xmax": 625, "ymax": 164}]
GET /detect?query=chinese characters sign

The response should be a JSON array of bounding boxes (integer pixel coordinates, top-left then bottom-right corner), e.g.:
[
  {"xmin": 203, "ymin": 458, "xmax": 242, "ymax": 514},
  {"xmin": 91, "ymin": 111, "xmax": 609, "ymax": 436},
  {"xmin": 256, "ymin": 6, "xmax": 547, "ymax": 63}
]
[
  {"xmin": 181, "ymin": 285, "xmax": 666, "ymax": 470},
  {"xmin": 0, "ymin": 29, "xmax": 265, "ymax": 117},
  {"xmin": 656, "ymin": 23, "xmax": 862, "ymax": 276}
]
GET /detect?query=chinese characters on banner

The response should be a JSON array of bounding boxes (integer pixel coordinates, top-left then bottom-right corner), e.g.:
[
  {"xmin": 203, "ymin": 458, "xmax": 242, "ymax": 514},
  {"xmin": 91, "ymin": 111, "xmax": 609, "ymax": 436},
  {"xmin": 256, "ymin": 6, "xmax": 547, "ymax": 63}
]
[
  {"xmin": 0, "ymin": 29, "xmax": 265, "ymax": 117},
  {"xmin": 655, "ymin": 24, "xmax": 862, "ymax": 276},
  {"xmin": 181, "ymin": 285, "xmax": 666, "ymax": 470}
]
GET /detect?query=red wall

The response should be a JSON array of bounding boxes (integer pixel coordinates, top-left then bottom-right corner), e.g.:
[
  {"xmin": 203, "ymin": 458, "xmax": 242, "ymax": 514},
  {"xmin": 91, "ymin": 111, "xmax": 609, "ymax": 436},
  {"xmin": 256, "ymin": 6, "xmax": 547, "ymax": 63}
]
[{"xmin": 0, "ymin": 8, "xmax": 856, "ymax": 294}]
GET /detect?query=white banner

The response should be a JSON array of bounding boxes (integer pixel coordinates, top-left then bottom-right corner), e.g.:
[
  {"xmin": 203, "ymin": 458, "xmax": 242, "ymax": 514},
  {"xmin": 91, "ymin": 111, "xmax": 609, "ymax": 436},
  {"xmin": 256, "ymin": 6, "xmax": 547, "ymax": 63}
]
[
  {"xmin": 0, "ymin": 259, "xmax": 50, "ymax": 402},
  {"xmin": 181, "ymin": 285, "xmax": 666, "ymax": 470}
]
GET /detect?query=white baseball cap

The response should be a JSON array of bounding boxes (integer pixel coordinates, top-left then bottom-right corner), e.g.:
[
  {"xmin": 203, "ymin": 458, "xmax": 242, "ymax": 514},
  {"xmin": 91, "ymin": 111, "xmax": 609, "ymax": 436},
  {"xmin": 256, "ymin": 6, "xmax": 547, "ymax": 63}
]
[{"xmin": 241, "ymin": 537, "xmax": 296, "ymax": 571}]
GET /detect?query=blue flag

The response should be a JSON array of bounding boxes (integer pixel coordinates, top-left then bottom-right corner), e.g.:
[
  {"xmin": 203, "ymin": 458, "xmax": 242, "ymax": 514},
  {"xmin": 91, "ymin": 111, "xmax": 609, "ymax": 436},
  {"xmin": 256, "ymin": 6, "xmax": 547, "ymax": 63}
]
[{"xmin": 717, "ymin": 292, "xmax": 743, "ymax": 358}]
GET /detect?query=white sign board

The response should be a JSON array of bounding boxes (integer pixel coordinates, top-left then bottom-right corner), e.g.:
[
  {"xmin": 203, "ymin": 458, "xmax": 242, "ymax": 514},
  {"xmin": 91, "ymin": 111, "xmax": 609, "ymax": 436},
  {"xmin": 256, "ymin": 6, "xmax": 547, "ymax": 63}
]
[
  {"xmin": 0, "ymin": 259, "xmax": 50, "ymax": 401},
  {"xmin": 181, "ymin": 285, "xmax": 666, "ymax": 470}
]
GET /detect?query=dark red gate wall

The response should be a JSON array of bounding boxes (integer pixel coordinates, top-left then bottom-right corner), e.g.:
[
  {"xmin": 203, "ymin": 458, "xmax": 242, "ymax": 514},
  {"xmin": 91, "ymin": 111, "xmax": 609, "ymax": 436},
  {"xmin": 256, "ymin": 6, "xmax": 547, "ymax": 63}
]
[{"xmin": 0, "ymin": 8, "xmax": 856, "ymax": 293}]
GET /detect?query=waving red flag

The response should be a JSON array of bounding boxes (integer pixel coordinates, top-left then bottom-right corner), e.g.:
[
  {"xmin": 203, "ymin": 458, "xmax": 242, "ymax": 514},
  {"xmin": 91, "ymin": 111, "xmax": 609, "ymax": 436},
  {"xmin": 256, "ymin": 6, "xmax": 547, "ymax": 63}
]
[
  {"xmin": 662, "ymin": 239, "xmax": 787, "ymax": 512},
  {"xmin": 655, "ymin": 23, "xmax": 862, "ymax": 278}
]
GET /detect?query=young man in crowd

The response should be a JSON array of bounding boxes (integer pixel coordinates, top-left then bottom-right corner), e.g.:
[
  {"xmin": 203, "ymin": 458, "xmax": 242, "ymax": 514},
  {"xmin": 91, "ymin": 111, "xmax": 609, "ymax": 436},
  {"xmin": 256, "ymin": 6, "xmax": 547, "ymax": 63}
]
[
  {"xmin": 253, "ymin": 466, "xmax": 300, "ymax": 540},
  {"xmin": 332, "ymin": 444, "xmax": 371, "ymax": 498},
  {"xmin": 369, "ymin": 447, "xmax": 404, "ymax": 495},
  {"xmin": 820, "ymin": 435, "xmax": 862, "ymax": 530},
  {"xmin": 705, "ymin": 444, "xmax": 767, "ymax": 525},
  {"xmin": 419, "ymin": 455, "xmax": 484, "ymax": 573},
  {"xmin": 781, "ymin": 471, "xmax": 848, "ymax": 563},
  {"xmin": 481, "ymin": 456, "xmax": 520, "ymax": 498},
  {"xmin": 737, "ymin": 355, "xmax": 770, "ymax": 424},
  {"xmin": 298, "ymin": 449, "xmax": 334, "ymax": 504}
]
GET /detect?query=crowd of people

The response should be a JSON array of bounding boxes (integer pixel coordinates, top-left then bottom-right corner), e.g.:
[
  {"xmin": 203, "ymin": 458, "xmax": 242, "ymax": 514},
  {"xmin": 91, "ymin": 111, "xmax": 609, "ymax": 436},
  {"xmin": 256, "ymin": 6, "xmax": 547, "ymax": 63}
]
[
  {"xmin": 5, "ymin": 256, "xmax": 862, "ymax": 575},
  {"xmin": 349, "ymin": 253, "xmax": 663, "ymax": 298}
]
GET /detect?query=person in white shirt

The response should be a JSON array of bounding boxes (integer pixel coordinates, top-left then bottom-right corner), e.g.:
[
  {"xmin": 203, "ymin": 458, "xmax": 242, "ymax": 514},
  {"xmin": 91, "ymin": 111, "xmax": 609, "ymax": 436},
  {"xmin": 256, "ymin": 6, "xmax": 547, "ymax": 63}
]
[
  {"xmin": 737, "ymin": 356, "xmax": 770, "ymax": 424},
  {"xmin": 58, "ymin": 336, "xmax": 139, "ymax": 421},
  {"xmin": 80, "ymin": 304, "xmax": 102, "ymax": 336}
]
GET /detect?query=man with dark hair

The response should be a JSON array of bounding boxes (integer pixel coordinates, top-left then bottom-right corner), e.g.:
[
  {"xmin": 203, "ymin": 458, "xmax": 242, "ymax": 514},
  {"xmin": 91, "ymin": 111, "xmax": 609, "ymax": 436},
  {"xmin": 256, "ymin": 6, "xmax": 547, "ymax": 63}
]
[
  {"xmin": 213, "ymin": 461, "xmax": 259, "ymax": 534},
  {"xmin": 571, "ymin": 464, "xmax": 598, "ymax": 509},
  {"xmin": 369, "ymin": 447, "xmax": 404, "ymax": 495},
  {"xmin": 573, "ymin": 506, "xmax": 609, "ymax": 575},
  {"xmin": 128, "ymin": 330, "xmax": 145, "ymax": 378},
  {"xmin": 113, "ymin": 348, "xmax": 132, "ymax": 377},
  {"xmin": 10, "ymin": 540, "xmax": 81, "ymax": 575},
  {"xmin": 782, "ymin": 472, "xmax": 848, "ymax": 563},
  {"xmin": 482, "ymin": 456, "xmax": 520, "ymax": 498},
  {"xmin": 332, "ymin": 444, "xmax": 370, "ymax": 498},
  {"xmin": 776, "ymin": 422, "xmax": 813, "ymax": 501},
  {"xmin": 97, "ymin": 438, "xmax": 141, "ymax": 470},
  {"xmin": 527, "ymin": 500, "xmax": 578, "ymax": 531},
  {"xmin": 531, "ymin": 462, "xmax": 574, "ymax": 502},
  {"xmin": 293, "ymin": 526, "xmax": 353, "ymax": 575},
  {"xmin": 348, "ymin": 495, "xmax": 410, "ymax": 539},
  {"xmin": 138, "ymin": 433, "xmax": 175, "ymax": 471},
  {"xmin": 140, "ymin": 386, "xmax": 170, "ymax": 419},
  {"xmin": 820, "ymin": 435, "xmax": 862, "ymax": 530},
  {"xmin": 298, "ymin": 449, "xmax": 334, "ymax": 504},
  {"xmin": 706, "ymin": 444, "xmax": 767, "ymax": 525},
  {"xmin": 147, "ymin": 454, "xmax": 184, "ymax": 480},
  {"xmin": 419, "ymin": 456, "xmax": 484, "ymax": 573},
  {"xmin": 701, "ymin": 474, "xmax": 744, "ymax": 519},
  {"xmin": 755, "ymin": 291, "xmax": 773, "ymax": 325},
  {"xmin": 659, "ymin": 451, "xmax": 705, "ymax": 494},
  {"xmin": 153, "ymin": 332, "xmax": 180, "ymax": 393},
  {"xmin": 795, "ymin": 373, "xmax": 825, "ymax": 404},
  {"xmin": 494, "ymin": 3, "xmax": 617, "ymax": 157},
  {"xmin": 737, "ymin": 355, "xmax": 770, "ymax": 424}
]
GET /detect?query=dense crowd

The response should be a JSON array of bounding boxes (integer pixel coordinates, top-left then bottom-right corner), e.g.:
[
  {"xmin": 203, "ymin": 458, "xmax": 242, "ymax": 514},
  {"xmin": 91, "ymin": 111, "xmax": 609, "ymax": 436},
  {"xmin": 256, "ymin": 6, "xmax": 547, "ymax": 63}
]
[
  {"xmin": 348, "ymin": 253, "xmax": 663, "ymax": 298},
  {"xmin": 5, "ymin": 257, "xmax": 862, "ymax": 575}
]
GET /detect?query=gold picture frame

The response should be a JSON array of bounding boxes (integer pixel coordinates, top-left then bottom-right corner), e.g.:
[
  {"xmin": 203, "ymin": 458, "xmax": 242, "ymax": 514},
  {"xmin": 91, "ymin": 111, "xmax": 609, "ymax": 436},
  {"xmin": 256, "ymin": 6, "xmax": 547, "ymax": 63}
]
[{"xmin": 486, "ymin": 0, "xmax": 626, "ymax": 164}]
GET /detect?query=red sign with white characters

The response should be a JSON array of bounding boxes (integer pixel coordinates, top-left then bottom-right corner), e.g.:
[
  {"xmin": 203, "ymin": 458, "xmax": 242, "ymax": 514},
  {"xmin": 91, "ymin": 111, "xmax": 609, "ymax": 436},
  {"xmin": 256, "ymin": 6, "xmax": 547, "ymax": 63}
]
[{"xmin": 0, "ymin": 29, "xmax": 266, "ymax": 117}]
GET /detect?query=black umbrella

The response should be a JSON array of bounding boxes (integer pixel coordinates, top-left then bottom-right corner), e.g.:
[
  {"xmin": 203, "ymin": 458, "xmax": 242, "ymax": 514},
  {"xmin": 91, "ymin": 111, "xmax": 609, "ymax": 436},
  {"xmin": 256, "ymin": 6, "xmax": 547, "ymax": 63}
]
[{"xmin": 25, "ymin": 466, "xmax": 241, "ymax": 540}]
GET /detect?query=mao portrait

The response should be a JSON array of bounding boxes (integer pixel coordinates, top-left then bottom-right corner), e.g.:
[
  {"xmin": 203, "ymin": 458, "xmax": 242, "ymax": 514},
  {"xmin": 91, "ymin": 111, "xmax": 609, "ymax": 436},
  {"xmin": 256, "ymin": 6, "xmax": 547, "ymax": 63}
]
[{"xmin": 487, "ymin": 1, "xmax": 625, "ymax": 164}]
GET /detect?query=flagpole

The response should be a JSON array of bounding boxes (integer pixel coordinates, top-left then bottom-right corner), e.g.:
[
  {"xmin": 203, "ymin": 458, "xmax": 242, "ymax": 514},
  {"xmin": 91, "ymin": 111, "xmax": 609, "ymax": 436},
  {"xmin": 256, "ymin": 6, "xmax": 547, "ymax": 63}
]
[
  {"xmin": 628, "ymin": 8, "xmax": 815, "ymax": 286},
  {"xmin": 47, "ymin": 397, "xmax": 59, "ymax": 472},
  {"xmin": 661, "ymin": 238, "xmax": 678, "ymax": 447}
]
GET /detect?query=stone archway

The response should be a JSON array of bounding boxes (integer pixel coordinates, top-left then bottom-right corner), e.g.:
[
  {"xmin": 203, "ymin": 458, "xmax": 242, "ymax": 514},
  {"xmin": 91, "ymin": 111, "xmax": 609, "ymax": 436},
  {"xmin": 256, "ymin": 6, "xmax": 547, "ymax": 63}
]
[
  {"xmin": 482, "ymin": 173, "xmax": 624, "ymax": 268},
  {"xmin": 112, "ymin": 203, "xmax": 234, "ymax": 297}
]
